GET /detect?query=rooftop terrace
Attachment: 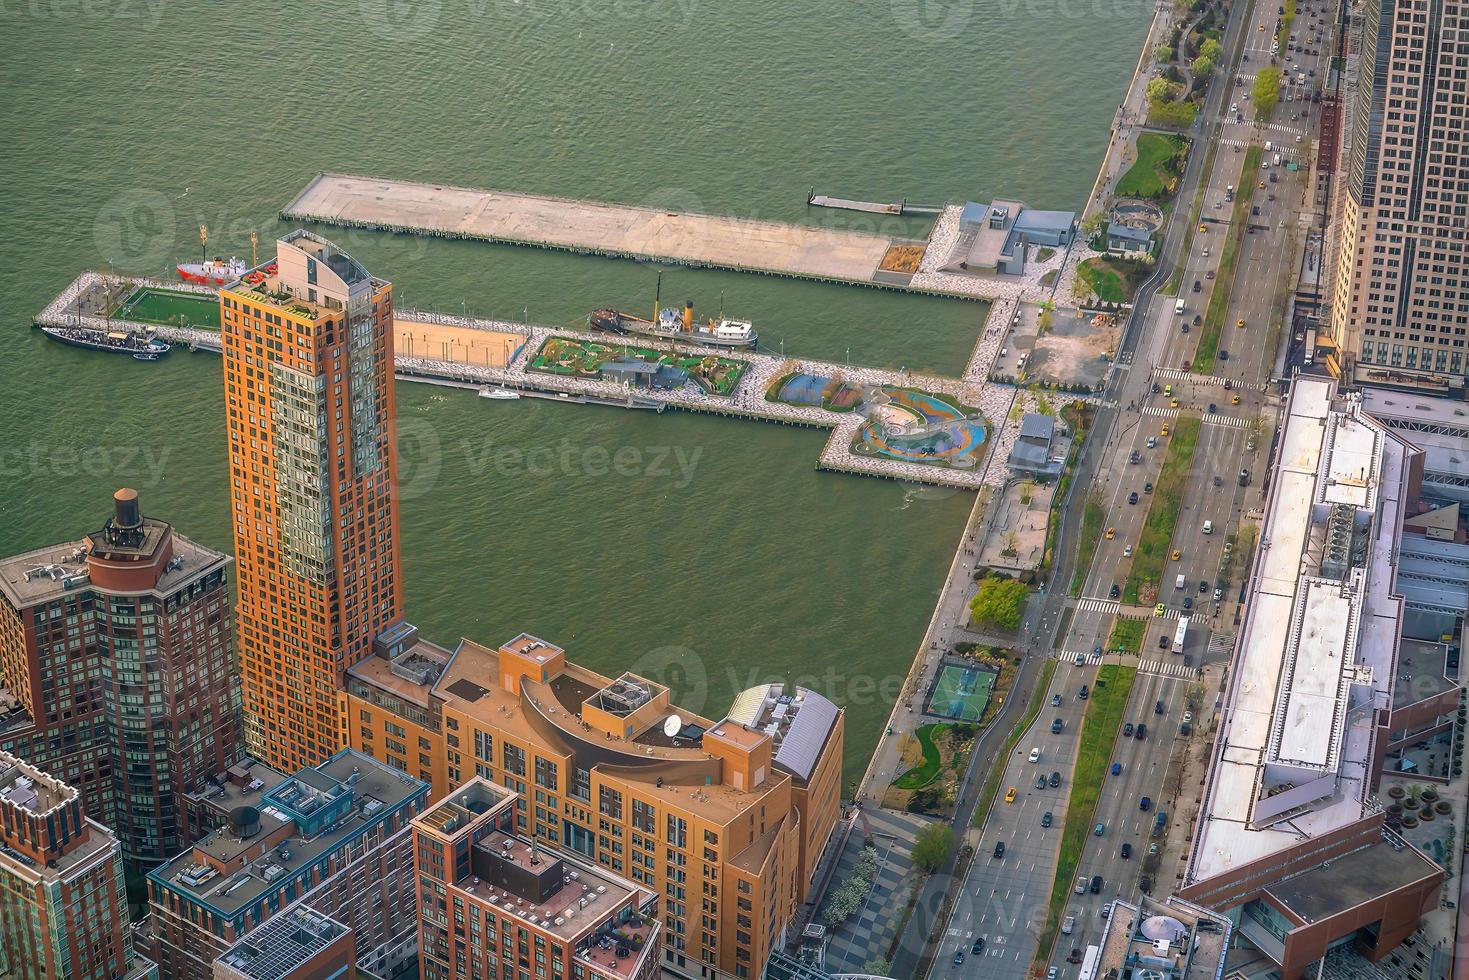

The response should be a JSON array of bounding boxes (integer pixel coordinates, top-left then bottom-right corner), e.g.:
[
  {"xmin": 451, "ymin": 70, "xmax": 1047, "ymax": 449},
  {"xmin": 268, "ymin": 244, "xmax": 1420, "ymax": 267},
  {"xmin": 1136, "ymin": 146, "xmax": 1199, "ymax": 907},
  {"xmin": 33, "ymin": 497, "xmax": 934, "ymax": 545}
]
[{"xmin": 0, "ymin": 529, "xmax": 226, "ymax": 607}]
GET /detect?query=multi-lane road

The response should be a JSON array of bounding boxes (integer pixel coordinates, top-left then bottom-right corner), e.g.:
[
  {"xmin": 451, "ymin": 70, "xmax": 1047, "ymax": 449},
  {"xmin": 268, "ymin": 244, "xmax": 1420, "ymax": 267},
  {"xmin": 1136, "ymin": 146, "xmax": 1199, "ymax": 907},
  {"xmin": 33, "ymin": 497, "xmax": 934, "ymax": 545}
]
[{"xmin": 931, "ymin": 0, "xmax": 1337, "ymax": 974}]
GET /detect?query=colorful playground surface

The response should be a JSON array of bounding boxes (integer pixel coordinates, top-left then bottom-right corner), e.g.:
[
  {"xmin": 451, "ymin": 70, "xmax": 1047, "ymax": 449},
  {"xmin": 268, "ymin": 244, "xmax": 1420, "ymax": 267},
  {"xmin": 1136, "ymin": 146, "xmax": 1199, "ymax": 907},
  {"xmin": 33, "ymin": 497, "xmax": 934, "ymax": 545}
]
[
  {"xmin": 926, "ymin": 662, "xmax": 997, "ymax": 722},
  {"xmin": 112, "ymin": 286, "xmax": 221, "ymax": 330},
  {"xmin": 768, "ymin": 371, "xmax": 865, "ymax": 410},
  {"xmin": 853, "ymin": 387, "xmax": 987, "ymax": 468},
  {"xmin": 529, "ymin": 335, "xmax": 747, "ymax": 396}
]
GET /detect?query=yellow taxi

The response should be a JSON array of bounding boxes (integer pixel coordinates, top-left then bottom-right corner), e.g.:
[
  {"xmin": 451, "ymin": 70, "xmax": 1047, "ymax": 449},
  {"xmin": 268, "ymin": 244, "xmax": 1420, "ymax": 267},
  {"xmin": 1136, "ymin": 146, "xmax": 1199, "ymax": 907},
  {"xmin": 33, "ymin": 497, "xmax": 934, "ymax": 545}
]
[
  {"xmin": 1199, "ymin": 224, "xmax": 1207, "ymax": 233},
  {"xmin": 1258, "ymin": 22, "xmax": 1265, "ymax": 29},
  {"xmin": 1105, "ymin": 527, "xmax": 1116, "ymax": 540},
  {"xmin": 1231, "ymin": 394, "xmax": 1241, "ymax": 405},
  {"xmin": 1170, "ymin": 398, "xmax": 1180, "ymax": 408},
  {"xmin": 1259, "ymin": 180, "xmax": 1266, "ymax": 189},
  {"xmin": 1171, "ymin": 549, "xmax": 1182, "ymax": 561},
  {"xmin": 1154, "ymin": 603, "xmax": 1167, "ymax": 617},
  {"xmin": 1164, "ymin": 384, "xmax": 1173, "ymax": 396},
  {"xmin": 1005, "ymin": 786, "xmax": 1018, "ymax": 803},
  {"xmin": 1161, "ymin": 422, "xmax": 1171, "ymax": 436},
  {"xmin": 1236, "ymin": 318, "xmax": 1246, "ymax": 329}
]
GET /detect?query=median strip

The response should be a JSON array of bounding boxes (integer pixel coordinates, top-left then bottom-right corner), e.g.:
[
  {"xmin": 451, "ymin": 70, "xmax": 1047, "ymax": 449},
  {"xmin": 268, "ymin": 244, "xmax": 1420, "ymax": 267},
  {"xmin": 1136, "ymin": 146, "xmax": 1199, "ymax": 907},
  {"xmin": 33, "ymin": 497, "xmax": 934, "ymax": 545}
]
[
  {"xmin": 1034, "ymin": 664, "xmax": 1138, "ymax": 968},
  {"xmin": 1124, "ymin": 416, "xmax": 1202, "ymax": 604},
  {"xmin": 1193, "ymin": 145, "xmax": 1261, "ymax": 372}
]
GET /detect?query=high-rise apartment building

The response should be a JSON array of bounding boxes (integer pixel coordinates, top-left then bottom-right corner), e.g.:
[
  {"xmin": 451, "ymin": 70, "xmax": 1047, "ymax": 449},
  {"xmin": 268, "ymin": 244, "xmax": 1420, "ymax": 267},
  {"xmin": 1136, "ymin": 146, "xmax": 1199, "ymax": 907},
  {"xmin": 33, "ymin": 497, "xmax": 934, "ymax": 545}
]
[
  {"xmin": 145, "ymin": 748, "xmax": 427, "ymax": 980},
  {"xmin": 0, "ymin": 489, "xmax": 239, "ymax": 868},
  {"xmin": 219, "ymin": 230, "xmax": 403, "ymax": 773},
  {"xmin": 0, "ymin": 750, "xmax": 157, "ymax": 980},
  {"xmin": 411, "ymin": 777, "xmax": 662, "ymax": 980},
  {"xmin": 1324, "ymin": 0, "xmax": 1469, "ymax": 391},
  {"xmin": 344, "ymin": 630, "xmax": 844, "ymax": 980}
]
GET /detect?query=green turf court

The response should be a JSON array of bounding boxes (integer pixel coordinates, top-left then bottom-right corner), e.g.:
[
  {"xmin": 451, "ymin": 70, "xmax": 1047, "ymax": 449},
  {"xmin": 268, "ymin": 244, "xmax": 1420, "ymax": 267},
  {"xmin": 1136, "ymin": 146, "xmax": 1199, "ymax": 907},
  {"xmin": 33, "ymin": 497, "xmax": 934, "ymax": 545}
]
[
  {"xmin": 926, "ymin": 663, "xmax": 996, "ymax": 722},
  {"xmin": 114, "ymin": 287, "xmax": 221, "ymax": 330}
]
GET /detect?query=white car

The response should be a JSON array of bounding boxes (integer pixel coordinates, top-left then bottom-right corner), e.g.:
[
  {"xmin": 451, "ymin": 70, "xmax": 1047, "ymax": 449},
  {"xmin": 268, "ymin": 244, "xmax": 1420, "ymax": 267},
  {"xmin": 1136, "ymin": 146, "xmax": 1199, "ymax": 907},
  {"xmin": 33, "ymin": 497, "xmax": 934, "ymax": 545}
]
[
  {"xmin": 1029, "ymin": 747, "xmax": 1042, "ymax": 763},
  {"xmin": 1183, "ymin": 711, "xmax": 1194, "ymax": 724},
  {"xmin": 1124, "ymin": 545, "xmax": 1134, "ymax": 557}
]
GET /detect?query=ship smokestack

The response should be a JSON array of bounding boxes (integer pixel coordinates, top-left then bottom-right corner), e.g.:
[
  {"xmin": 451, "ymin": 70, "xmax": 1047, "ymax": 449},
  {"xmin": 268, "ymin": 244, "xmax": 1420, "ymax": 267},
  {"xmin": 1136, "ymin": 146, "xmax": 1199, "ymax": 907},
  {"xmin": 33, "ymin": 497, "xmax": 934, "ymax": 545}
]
[
  {"xmin": 683, "ymin": 301, "xmax": 694, "ymax": 332},
  {"xmin": 113, "ymin": 488, "xmax": 142, "ymax": 530}
]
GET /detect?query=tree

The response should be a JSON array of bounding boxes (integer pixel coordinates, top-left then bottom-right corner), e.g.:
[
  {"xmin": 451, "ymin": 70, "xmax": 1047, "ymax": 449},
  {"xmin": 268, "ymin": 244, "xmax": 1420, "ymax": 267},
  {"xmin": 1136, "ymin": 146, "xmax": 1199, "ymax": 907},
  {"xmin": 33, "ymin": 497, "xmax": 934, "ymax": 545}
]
[
  {"xmin": 1154, "ymin": 44, "xmax": 1173, "ymax": 64},
  {"xmin": 969, "ymin": 577, "xmax": 1030, "ymax": 631},
  {"xmin": 1199, "ymin": 38, "xmax": 1223, "ymax": 62},
  {"xmin": 1080, "ymin": 211, "xmax": 1106, "ymax": 238},
  {"xmin": 912, "ymin": 822, "xmax": 956, "ymax": 873},
  {"xmin": 1191, "ymin": 54, "xmax": 1216, "ymax": 77},
  {"xmin": 1146, "ymin": 77, "xmax": 1175, "ymax": 107},
  {"xmin": 1253, "ymin": 67, "xmax": 1283, "ymax": 120}
]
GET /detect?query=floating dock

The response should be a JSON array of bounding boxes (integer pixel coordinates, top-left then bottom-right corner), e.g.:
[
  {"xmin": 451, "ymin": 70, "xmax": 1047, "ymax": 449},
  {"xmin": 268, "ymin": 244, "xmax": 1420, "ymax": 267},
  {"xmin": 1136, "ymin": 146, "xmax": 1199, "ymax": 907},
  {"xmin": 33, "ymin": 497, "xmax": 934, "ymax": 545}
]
[
  {"xmin": 280, "ymin": 174, "xmax": 990, "ymax": 300},
  {"xmin": 806, "ymin": 191, "xmax": 946, "ymax": 217}
]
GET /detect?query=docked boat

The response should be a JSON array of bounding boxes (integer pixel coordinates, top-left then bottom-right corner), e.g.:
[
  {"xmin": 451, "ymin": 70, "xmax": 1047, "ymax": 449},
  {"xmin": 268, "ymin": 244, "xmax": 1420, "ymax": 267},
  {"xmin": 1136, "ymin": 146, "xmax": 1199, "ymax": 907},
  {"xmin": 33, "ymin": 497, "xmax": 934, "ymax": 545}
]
[
  {"xmin": 588, "ymin": 276, "xmax": 758, "ymax": 349},
  {"xmin": 177, "ymin": 256, "xmax": 247, "ymax": 285},
  {"xmin": 42, "ymin": 326, "xmax": 171, "ymax": 360},
  {"xmin": 479, "ymin": 387, "xmax": 521, "ymax": 400}
]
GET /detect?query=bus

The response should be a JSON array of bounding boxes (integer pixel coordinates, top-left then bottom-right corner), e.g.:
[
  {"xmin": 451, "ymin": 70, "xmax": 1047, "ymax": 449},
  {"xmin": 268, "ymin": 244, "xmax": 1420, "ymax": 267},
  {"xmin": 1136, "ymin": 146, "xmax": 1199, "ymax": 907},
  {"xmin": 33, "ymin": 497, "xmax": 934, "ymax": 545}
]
[
  {"xmin": 1078, "ymin": 943, "xmax": 1102, "ymax": 980},
  {"xmin": 1173, "ymin": 615, "xmax": 1190, "ymax": 654}
]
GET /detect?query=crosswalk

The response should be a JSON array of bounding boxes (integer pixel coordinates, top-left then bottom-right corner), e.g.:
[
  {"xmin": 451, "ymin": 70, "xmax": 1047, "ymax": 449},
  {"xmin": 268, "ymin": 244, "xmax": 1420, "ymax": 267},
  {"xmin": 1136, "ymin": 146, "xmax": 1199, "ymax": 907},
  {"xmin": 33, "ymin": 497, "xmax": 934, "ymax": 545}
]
[
  {"xmin": 1208, "ymin": 631, "xmax": 1236, "ymax": 659},
  {"xmin": 1075, "ymin": 598, "xmax": 1121, "ymax": 614},
  {"xmin": 1151, "ymin": 367, "xmax": 1268, "ymax": 391},
  {"xmin": 1138, "ymin": 658, "xmax": 1200, "ymax": 678},
  {"xmin": 1203, "ymin": 413, "xmax": 1252, "ymax": 430},
  {"xmin": 1064, "ymin": 651, "xmax": 1106, "ymax": 666},
  {"xmin": 1140, "ymin": 405, "xmax": 1179, "ymax": 418}
]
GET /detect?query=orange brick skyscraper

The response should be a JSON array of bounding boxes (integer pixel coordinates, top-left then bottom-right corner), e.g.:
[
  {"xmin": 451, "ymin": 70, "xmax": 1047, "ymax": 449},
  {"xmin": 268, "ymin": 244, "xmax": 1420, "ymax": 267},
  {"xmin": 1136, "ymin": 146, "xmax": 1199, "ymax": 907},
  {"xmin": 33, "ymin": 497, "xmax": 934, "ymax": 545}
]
[{"xmin": 219, "ymin": 230, "xmax": 403, "ymax": 773}]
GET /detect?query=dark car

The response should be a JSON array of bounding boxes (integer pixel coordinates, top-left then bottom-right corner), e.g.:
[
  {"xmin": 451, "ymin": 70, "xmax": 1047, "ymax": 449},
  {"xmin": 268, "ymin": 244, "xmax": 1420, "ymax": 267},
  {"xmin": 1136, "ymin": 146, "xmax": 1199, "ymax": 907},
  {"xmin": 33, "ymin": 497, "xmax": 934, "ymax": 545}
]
[
  {"xmin": 1223, "ymin": 379, "xmax": 1233, "ymax": 390},
  {"xmin": 1182, "ymin": 597, "xmax": 1193, "ymax": 610},
  {"xmin": 1122, "ymin": 722, "xmax": 1134, "ymax": 737},
  {"xmin": 1192, "ymin": 280, "xmax": 1201, "ymax": 292},
  {"xmin": 1110, "ymin": 762, "xmax": 1122, "ymax": 776},
  {"xmin": 1135, "ymin": 723, "xmax": 1147, "ymax": 740},
  {"xmin": 1155, "ymin": 700, "xmax": 1165, "ymax": 714},
  {"xmin": 1252, "ymin": 205, "xmax": 1260, "ymax": 215},
  {"xmin": 1130, "ymin": 450, "xmax": 1142, "ymax": 464},
  {"xmin": 1144, "ymin": 481, "xmax": 1153, "ymax": 493},
  {"xmin": 972, "ymin": 937, "xmax": 986, "ymax": 955},
  {"xmin": 1158, "ymin": 635, "xmax": 1170, "ymax": 649},
  {"xmin": 1109, "ymin": 583, "xmax": 1121, "ymax": 599},
  {"xmin": 1079, "ymin": 685, "xmax": 1089, "ymax": 700},
  {"xmin": 1052, "ymin": 718, "xmax": 1064, "ymax": 734},
  {"xmin": 994, "ymin": 841, "xmax": 1006, "ymax": 859},
  {"xmin": 1041, "ymin": 811, "xmax": 1053, "ymax": 828},
  {"xmin": 1199, "ymin": 580, "xmax": 1209, "ymax": 593},
  {"xmin": 954, "ymin": 950, "xmax": 966, "ymax": 966},
  {"xmin": 1128, "ymin": 491, "xmax": 1138, "ymax": 504},
  {"xmin": 1089, "ymin": 875, "xmax": 1103, "ymax": 894},
  {"xmin": 1050, "ymin": 771, "xmax": 1061, "ymax": 787},
  {"xmin": 1181, "ymin": 721, "xmax": 1193, "ymax": 735},
  {"xmin": 1140, "ymin": 796, "xmax": 1152, "ymax": 811},
  {"xmin": 1120, "ymin": 843, "xmax": 1132, "ymax": 859},
  {"xmin": 1207, "ymin": 403, "xmax": 1217, "ymax": 413},
  {"xmin": 1219, "ymin": 349, "xmax": 1229, "ymax": 361},
  {"xmin": 1068, "ymin": 948, "xmax": 1084, "ymax": 964},
  {"xmin": 1193, "ymin": 314, "xmax": 1202, "ymax": 325},
  {"xmin": 1036, "ymin": 773, "xmax": 1048, "ymax": 789}
]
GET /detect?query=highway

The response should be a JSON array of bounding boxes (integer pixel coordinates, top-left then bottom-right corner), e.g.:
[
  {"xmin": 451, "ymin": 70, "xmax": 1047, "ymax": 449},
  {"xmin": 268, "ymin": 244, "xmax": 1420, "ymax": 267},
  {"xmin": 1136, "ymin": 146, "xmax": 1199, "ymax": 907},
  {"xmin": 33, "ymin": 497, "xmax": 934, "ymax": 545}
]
[{"xmin": 931, "ymin": 0, "xmax": 1336, "ymax": 974}]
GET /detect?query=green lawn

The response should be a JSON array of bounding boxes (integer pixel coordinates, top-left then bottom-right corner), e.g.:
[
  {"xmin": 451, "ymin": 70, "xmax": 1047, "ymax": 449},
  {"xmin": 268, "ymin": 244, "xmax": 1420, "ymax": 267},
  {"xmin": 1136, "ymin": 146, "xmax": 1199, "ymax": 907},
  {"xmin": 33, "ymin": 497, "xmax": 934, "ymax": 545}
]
[
  {"xmin": 1034, "ymin": 665, "xmax": 1138, "ymax": 965},
  {"xmin": 1193, "ymin": 146, "xmax": 1261, "ymax": 372},
  {"xmin": 1117, "ymin": 133, "xmax": 1188, "ymax": 200},
  {"xmin": 893, "ymin": 724, "xmax": 946, "ymax": 789},
  {"xmin": 972, "ymin": 660, "xmax": 1057, "ymax": 828},
  {"xmin": 1124, "ymin": 417, "xmax": 1202, "ymax": 603},
  {"xmin": 1070, "ymin": 494, "xmax": 1106, "ymax": 597},
  {"xmin": 1108, "ymin": 617, "xmax": 1146, "ymax": 655}
]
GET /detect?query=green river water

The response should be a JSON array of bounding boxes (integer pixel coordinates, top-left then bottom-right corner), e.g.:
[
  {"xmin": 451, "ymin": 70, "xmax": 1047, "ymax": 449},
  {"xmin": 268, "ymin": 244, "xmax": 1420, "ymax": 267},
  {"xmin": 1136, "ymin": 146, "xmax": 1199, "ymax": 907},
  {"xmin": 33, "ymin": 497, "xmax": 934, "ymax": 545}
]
[{"xmin": 0, "ymin": 0, "xmax": 1149, "ymax": 785}]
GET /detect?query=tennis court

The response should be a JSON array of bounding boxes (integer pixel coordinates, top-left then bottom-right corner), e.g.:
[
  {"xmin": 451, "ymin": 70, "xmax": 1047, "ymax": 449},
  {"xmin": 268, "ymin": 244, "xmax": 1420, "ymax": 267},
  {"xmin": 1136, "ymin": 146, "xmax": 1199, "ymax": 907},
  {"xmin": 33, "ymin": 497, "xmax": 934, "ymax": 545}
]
[
  {"xmin": 115, "ymin": 287, "xmax": 221, "ymax": 329},
  {"xmin": 926, "ymin": 663, "xmax": 996, "ymax": 722}
]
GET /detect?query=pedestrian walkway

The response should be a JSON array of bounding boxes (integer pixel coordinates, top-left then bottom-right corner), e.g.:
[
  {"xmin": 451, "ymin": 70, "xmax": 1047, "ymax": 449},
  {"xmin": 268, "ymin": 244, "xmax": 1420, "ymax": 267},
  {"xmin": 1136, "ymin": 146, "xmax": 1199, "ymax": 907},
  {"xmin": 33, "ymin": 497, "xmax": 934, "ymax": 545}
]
[
  {"xmin": 1075, "ymin": 597, "xmax": 1122, "ymax": 613},
  {"xmin": 821, "ymin": 808, "xmax": 927, "ymax": 974},
  {"xmin": 1064, "ymin": 650, "xmax": 1106, "ymax": 666},
  {"xmin": 1202, "ymin": 413, "xmax": 1252, "ymax": 429},
  {"xmin": 1140, "ymin": 405, "xmax": 1180, "ymax": 418},
  {"xmin": 1138, "ymin": 657, "xmax": 1201, "ymax": 678},
  {"xmin": 1207, "ymin": 630, "xmax": 1235, "ymax": 659}
]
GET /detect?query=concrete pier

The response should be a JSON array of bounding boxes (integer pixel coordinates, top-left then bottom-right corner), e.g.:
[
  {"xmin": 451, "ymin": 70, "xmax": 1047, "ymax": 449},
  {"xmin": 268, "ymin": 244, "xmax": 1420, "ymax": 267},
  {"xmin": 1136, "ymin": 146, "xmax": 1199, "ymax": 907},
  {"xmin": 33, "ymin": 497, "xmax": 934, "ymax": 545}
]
[{"xmin": 281, "ymin": 174, "xmax": 992, "ymax": 300}]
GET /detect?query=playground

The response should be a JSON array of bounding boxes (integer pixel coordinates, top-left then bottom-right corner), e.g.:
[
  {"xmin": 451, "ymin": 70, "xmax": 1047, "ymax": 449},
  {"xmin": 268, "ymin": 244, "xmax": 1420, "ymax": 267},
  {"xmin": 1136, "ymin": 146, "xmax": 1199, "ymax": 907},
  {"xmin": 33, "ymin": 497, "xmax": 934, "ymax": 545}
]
[
  {"xmin": 768, "ymin": 371, "xmax": 865, "ymax": 410},
  {"xmin": 529, "ymin": 335, "xmax": 747, "ymax": 396},
  {"xmin": 112, "ymin": 286, "xmax": 221, "ymax": 330},
  {"xmin": 852, "ymin": 387, "xmax": 987, "ymax": 468},
  {"xmin": 925, "ymin": 661, "xmax": 997, "ymax": 722}
]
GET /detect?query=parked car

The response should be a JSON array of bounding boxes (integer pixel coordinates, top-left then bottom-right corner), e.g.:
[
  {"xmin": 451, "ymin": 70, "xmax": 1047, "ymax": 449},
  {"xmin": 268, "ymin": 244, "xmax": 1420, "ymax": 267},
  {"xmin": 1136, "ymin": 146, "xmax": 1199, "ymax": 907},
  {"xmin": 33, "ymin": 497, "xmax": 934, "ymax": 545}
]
[{"xmin": 1181, "ymin": 721, "xmax": 1193, "ymax": 736}]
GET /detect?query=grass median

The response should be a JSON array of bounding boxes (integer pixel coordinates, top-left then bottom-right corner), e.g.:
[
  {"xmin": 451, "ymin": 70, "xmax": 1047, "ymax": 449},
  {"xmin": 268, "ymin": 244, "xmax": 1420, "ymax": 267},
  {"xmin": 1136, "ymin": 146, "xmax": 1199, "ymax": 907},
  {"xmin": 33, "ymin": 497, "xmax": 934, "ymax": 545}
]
[
  {"xmin": 1034, "ymin": 664, "xmax": 1138, "ymax": 965},
  {"xmin": 1165, "ymin": 137, "xmax": 1219, "ymax": 296},
  {"xmin": 1108, "ymin": 616, "xmax": 1146, "ymax": 655},
  {"xmin": 1070, "ymin": 494, "xmax": 1106, "ymax": 597},
  {"xmin": 1193, "ymin": 146, "xmax": 1261, "ymax": 373},
  {"xmin": 1123, "ymin": 416, "xmax": 1201, "ymax": 604},
  {"xmin": 972, "ymin": 659, "xmax": 1057, "ymax": 829}
]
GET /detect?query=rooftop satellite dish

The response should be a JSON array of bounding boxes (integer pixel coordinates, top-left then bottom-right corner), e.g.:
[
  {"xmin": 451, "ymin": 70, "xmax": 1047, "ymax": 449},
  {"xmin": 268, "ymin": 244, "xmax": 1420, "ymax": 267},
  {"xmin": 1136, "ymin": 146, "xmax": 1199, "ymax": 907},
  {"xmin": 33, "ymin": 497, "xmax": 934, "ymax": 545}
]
[{"xmin": 664, "ymin": 714, "xmax": 684, "ymax": 738}]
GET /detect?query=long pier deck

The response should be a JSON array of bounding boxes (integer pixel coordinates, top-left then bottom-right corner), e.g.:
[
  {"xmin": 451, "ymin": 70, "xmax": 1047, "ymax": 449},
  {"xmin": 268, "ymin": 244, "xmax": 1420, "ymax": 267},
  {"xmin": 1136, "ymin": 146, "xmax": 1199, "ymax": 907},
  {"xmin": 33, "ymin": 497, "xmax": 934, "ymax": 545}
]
[
  {"xmin": 35, "ymin": 271, "xmax": 1069, "ymax": 492},
  {"xmin": 806, "ymin": 192, "xmax": 946, "ymax": 217},
  {"xmin": 280, "ymin": 174, "xmax": 991, "ymax": 300}
]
